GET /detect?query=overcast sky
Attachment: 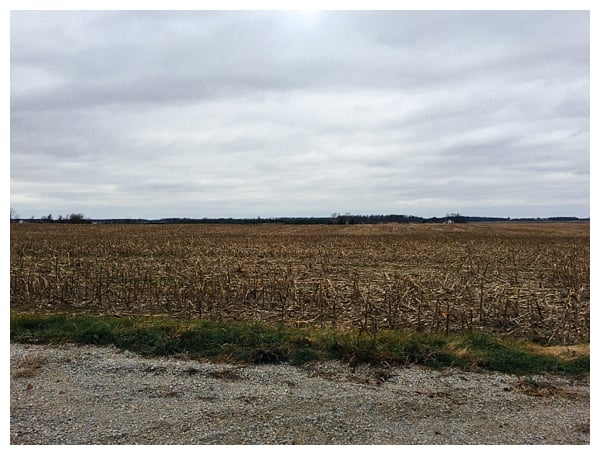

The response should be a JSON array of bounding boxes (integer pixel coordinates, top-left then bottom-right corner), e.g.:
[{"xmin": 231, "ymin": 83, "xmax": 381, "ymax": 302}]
[{"xmin": 10, "ymin": 9, "xmax": 590, "ymax": 219}]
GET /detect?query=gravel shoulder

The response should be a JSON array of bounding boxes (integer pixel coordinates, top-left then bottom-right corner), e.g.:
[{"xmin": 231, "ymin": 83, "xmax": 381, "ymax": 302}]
[{"xmin": 10, "ymin": 342, "xmax": 590, "ymax": 445}]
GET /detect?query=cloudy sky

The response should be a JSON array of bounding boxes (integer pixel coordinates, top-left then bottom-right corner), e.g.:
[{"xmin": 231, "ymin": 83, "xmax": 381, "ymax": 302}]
[{"xmin": 10, "ymin": 8, "xmax": 590, "ymax": 219}]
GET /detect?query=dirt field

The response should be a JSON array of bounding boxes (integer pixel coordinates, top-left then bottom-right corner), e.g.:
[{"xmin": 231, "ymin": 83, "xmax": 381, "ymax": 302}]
[{"xmin": 10, "ymin": 222, "xmax": 590, "ymax": 344}]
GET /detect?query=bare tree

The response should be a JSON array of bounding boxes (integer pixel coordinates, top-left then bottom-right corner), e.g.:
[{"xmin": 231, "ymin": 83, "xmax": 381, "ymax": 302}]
[{"xmin": 10, "ymin": 208, "xmax": 19, "ymax": 222}]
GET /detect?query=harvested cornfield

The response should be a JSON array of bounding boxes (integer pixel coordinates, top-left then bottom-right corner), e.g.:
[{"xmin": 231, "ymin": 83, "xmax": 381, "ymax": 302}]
[{"xmin": 10, "ymin": 222, "xmax": 589, "ymax": 344}]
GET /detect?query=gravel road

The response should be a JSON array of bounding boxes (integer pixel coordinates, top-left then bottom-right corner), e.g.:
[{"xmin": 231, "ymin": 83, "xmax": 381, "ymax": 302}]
[{"xmin": 10, "ymin": 343, "xmax": 590, "ymax": 445}]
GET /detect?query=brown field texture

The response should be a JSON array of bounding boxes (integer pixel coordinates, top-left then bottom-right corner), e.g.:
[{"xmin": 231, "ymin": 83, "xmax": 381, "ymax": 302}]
[{"xmin": 10, "ymin": 222, "xmax": 589, "ymax": 344}]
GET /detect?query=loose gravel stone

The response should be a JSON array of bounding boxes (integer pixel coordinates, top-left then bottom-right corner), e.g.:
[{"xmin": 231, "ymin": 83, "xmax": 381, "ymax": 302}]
[{"xmin": 10, "ymin": 343, "xmax": 589, "ymax": 445}]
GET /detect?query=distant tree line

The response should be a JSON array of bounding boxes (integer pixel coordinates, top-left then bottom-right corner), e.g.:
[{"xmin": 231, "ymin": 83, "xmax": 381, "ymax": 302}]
[
  {"xmin": 88, "ymin": 214, "xmax": 588, "ymax": 225},
  {"xmin": 10, "ymin": 209, "xmax": 588, "ymax": 225},
  {"xmin": 330, "ymin": 213, "xmax": 426, "ymax": 225},
  {"xmin": 11, "ymin": 212, "xmax": 92, "ymax": 224}
]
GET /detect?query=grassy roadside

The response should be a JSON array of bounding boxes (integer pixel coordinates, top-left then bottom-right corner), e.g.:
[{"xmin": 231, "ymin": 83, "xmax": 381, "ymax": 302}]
[{"xmin": 10, "ymin": 313, "xmax": 589, "ymax": 377}]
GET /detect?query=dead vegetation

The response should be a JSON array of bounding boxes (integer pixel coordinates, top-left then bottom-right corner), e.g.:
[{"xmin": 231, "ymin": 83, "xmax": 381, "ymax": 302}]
[
  {"xmin": 11, "ymin": 354, "xmax": 46, "ymax": 379},
  {"xmin": 511, "ymin": 377, "xmax": 579, "ymax": 399},
  {"xmin": 10, "ymin": 222, "xmax": 589, "ymax": 344}
]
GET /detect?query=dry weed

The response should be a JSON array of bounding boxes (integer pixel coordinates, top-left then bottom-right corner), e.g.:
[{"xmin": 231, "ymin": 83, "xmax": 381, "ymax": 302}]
[{"xmin": 12, "ymin": 355, "xmax": 46, "ymax": 378}]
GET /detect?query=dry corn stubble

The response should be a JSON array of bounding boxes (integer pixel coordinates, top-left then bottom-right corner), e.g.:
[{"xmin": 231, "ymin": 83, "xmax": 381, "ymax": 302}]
[{"xmin": 10, "ymin": 222, "xmax": 589, "ymax": 344}]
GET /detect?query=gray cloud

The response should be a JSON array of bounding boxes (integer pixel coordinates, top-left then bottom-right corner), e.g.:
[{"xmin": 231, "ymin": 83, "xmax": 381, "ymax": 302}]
[{"xmin": 10, "ymin": 10, "xmax": 589, "ymax": 219}]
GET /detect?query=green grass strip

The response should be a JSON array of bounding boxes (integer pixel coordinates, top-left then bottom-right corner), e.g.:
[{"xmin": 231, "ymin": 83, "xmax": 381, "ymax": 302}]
[{"xmin": 10, "ymin": 313, "xmax": 589, "ymax": 376}]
